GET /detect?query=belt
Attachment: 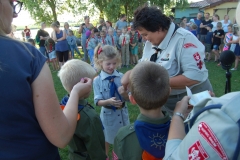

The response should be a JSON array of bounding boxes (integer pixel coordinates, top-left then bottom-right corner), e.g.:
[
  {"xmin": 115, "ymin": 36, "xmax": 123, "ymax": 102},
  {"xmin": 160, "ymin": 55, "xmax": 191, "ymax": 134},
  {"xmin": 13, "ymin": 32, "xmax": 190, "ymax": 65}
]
[{"xmin": 103, "ymin": 102, "xmax": 125, "ymax": 110}]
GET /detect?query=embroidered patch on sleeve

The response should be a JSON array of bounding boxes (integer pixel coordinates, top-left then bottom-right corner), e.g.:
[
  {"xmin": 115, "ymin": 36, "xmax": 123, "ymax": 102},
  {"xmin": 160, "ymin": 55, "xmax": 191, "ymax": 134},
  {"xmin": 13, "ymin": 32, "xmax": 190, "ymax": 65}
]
[
  {"xmin": 193, "ymin": 52, "xmax": 201, "ymax": 61},
  {"xmin": 188, "ymin": 140, "xmax": 209, "ymax": 160},
  {"xmin": 198, "ymin": 122, "xmax": 228, "ymax": 160},
  {"xmin": 184, "ymin": 43, "xmax": 197, "ymax": 49}
]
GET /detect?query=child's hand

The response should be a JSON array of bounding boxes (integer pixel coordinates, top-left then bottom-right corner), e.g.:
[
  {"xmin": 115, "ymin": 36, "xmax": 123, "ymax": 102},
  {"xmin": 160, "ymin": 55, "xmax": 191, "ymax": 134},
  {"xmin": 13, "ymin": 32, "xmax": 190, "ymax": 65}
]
[
  {"xmin": 118, "ymin": 86, "xmax": 129, "ymax": 101},
  {"xmin": 71, "ymin": 78, "xmax": 92, "ymax": 99},
  {"xmin": 108, "ymin": 97, "xmax": 123, "ymax": 108}
]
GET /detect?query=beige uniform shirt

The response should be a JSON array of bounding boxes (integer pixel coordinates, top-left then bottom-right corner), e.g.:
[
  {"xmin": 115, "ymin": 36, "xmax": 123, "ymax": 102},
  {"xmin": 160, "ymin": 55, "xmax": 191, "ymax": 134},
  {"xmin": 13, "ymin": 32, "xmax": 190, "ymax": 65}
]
[{"xmin": 140, "ymin": 23, "xmax": 209, "ymax": 95}]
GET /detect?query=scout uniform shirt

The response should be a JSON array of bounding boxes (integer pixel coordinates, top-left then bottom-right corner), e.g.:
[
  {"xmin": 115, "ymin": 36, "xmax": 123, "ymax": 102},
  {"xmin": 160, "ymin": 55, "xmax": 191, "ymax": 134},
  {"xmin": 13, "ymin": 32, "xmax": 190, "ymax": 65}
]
[
  {"xmin": 106, "ymin": 35, "xmax": 118, "ymax": 47},
  {"xmin": 63, "ymin": 98, "xmax": 106, "ymax": 160},
  {"xmin": 113, "ymin": 112, "xmax": 170, "ymax": 160},
  {"xmin": 86, "ymin": 36, "xmax": 98, "ymax": 50},
  {"xmin": 141, "ymin": 22, "xmax": 209, "ymax": 95},
  {"xmin": 93, "ymin": 70, "xmax": 130, "ymax": 144}
]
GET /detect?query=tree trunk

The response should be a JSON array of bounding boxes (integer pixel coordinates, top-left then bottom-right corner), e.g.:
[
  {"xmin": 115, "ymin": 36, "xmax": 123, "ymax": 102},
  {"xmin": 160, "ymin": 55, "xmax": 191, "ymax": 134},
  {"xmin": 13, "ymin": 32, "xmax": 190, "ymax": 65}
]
[{"xmin": 124, "ymin": 4, "xmax": 128, "ymax": 21}]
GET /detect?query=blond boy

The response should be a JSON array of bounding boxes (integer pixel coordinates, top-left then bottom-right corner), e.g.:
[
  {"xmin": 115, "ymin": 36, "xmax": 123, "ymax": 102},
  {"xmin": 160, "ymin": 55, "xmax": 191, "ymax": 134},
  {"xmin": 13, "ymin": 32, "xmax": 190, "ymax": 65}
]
[{"xmin": 58, "ymin": 59, "xmax": 106, "ymax": 160}]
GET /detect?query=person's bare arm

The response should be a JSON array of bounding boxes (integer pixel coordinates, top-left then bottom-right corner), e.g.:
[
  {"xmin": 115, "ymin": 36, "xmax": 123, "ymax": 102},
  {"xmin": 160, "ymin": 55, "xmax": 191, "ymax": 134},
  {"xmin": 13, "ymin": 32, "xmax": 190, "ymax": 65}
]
[
  {"xmin": 78, "ymin": 25, "xmax": 83, "ymax": 34},
  {"xmin": 32, "ymin": 63, "xmax": 92, "ymax": 148},
  {"xmin": 168, "ymin": 96, "xmax": 190, "ymax": 140},
  {"xmin": 170, "ymin": 75, "xmax": 199, "ymax": 89},
  {"xmin": 200, "ymin": 23, "xmax": 205, "ymax": 28}
]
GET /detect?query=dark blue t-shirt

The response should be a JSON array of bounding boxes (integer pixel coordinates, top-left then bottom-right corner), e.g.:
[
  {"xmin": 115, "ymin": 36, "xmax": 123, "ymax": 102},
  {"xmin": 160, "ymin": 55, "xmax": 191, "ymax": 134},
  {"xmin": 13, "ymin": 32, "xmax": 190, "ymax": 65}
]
[
  {"xmin": 0, "ymin": 37, "xmax": 60, "ymax": 159},
  {"xmin": 194, "ymin": 19, "xmax": 202, "ymax": 34},
  {"xmin": 205, "ymin": 31, "xmax": 213, "ymax": 44}
]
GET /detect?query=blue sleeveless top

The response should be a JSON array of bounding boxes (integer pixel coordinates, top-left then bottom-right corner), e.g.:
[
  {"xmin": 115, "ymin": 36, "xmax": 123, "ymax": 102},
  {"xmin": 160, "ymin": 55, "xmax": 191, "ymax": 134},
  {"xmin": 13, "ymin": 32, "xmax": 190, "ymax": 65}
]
[
  {"xmin": 55, "ymin": 30, "xmax": 69, "ymax": 52},
  {"xmin": 0, "ymin": 37, "xmax": 60, "ymax": 159}
]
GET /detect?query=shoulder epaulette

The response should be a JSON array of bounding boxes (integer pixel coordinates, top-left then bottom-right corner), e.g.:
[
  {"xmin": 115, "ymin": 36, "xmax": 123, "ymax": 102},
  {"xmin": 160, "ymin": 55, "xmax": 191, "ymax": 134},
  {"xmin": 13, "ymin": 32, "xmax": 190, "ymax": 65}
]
[{"xmin": 117, "ymin": 124, "xmax": 135, "ymax": 141}]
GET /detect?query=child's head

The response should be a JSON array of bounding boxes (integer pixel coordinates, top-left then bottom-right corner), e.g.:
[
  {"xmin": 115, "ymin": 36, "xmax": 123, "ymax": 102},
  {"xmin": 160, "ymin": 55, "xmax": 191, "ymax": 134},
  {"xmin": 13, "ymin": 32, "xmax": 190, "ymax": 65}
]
[
  {"xmin": 27, "ymin": 38, "xmax": 35, "ymax": 46},
  {"xmin": 217, "ymin": 22, "xmax": 222, "ymax": 29},
  {"xmin": 47, "ymin": 38, "xmax": 55, "ymax": 44},
  {"xmin": 207, "ymin": 24, "xmax": 213, "ymax": 31},
  {"xmin": 180, "ymin": 22, "xmax": 186, "ymax": 28},
  {"xmin": 100, "ymin": 31, "xmax": 106, "ymax": 38},
  {"xmin": 117, "ymin": 29, "xmax": 122, "ymax": 36},
  {"xmin": 58, "ymin": 59, "xmax": 96, "ymax": 94},
  {"xmin": 191, "ymin": 24, "xmax": 197, "ymax": 30},
  {"xmin": 92, "ymin": 27, "xmax": 99, "ymax": 36},
  {"xmin": 227, "ymin": 24, "xmax": 233, "ymax": 33},
  {"xmin": 108, "ymin": 28, "xmax": 114, "ymax": 36},
  {"xmin": 233, "ymin": 24, "xmax": 239, "ymax": 35},
  {"xmin": 69, "ymin": 29, "xmax": 74, "ymax": 36},
  {"xmin": 122, "ymin": 27, "xmax": 127, "ymax": 34},
  {"xmin": 94, "ymin": 45, "xmax": 121, "ymax": 73},
  {"xmin": 129, "ymin": 61, "xmax": 170, "ymax": 110},
  {"xmin": 102, "ymin": 26, "xmax": 107, "ymax": 32},
  {"xmin": 131, "ymin": 28, "xmax": 136, "ymax": 35}
]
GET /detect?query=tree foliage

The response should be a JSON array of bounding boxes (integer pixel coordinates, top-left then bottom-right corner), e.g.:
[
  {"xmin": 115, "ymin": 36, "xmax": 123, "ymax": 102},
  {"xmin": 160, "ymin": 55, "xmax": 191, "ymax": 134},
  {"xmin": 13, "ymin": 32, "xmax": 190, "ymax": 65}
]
[
  {"xmin": 21, "ymin": 0, "xmax": 68, "ymax": 24},
  {"xmin": 21, "ymin": 0, "xmax": 189, "ymax": 25}
]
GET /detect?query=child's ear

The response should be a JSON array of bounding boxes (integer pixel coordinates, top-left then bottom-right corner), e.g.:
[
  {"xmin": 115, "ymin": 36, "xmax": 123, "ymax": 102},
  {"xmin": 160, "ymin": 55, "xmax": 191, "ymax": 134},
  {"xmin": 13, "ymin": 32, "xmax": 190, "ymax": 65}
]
[{"xmin": 129, "ymin": 94, "xmax": 137, "ymax": 105}]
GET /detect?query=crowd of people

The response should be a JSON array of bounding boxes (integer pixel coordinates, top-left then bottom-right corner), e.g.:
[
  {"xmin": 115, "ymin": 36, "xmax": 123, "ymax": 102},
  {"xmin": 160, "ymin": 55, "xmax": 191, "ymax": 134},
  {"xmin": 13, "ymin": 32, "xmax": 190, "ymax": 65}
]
[
  {"xmin": 1, "ymin": 0, "xmax": 240, "ymax": 160},
  {"xmin": 178, "ymin": 12, "xmax": 240, "ymax": 70}
]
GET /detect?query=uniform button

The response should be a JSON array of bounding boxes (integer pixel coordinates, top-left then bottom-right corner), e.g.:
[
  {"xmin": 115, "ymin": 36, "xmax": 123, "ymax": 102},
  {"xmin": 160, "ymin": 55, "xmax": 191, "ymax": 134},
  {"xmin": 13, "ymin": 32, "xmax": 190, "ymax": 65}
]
[
  {"xmin": 104, "ymin": 111, "xmax": 105, "ymax": 113},
  {"xmin": 118, "ymin": 114, "xmax": 120, "ymax": 116},
  {"xmin": 120, "ymin": 122, "xmax": 122, "ymax": 124}
]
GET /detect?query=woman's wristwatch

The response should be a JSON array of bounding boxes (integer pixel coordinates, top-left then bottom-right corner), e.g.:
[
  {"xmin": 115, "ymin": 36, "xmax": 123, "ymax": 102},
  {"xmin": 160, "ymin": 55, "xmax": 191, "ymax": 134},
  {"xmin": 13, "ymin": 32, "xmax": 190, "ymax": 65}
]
[{"xmin": 173, "ymin": 112, "xmax": 185, "ymax": 121}]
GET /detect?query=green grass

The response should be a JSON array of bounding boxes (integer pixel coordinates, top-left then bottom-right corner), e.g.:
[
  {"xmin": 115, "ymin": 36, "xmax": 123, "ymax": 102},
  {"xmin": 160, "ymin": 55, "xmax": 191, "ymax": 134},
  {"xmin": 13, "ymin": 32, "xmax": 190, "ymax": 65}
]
[{"xmin": 52, "ymin": 55, "xmax": 240, "ymax": 159}]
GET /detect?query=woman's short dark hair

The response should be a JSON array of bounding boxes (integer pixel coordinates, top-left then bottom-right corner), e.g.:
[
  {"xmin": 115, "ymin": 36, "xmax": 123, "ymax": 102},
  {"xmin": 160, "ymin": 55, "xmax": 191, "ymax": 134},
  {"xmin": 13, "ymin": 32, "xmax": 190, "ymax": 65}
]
[
  {"xmin": 133, "ymin": 5, "xmax": 171, "ymax": 32},
  {"xmin": 181, "ymin": 16, "xmax": 187, "ymax": 21}
]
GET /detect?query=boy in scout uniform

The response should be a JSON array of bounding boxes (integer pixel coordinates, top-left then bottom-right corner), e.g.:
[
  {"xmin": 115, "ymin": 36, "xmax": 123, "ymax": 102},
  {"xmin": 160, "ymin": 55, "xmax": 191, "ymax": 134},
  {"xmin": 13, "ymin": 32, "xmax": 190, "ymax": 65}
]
[
  {"xmin": 58, "ymin": 59, "xmax": 106, "ymax": 160},
  {"xmin": 113, "ymin": 61, "xmax": 171, "ymax": 160}
]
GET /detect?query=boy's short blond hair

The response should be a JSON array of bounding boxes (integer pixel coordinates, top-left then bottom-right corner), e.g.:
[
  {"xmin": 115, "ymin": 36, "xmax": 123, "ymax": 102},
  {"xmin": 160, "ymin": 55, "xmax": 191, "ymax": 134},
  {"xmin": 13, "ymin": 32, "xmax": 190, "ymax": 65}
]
[
  {"xmin": 130, "ymin": 61, "xmax": 170, "ymax": 110},
  {"xmin": 58, "ymin": 59, "xmax": 96, "ymax": 93}
]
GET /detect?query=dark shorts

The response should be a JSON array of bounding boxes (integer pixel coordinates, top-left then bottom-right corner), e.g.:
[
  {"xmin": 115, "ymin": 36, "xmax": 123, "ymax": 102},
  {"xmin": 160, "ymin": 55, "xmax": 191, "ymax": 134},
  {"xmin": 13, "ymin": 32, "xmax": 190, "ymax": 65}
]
[
  {"xmin": 234, "ymin": 44, "xmax": 240, "ymax": 56},
  {"xmin": 205, "ymin": 44, "xmax": 212, "ymax": 52},
  {"xmin": 200, "ymin": 34, "xmax": 207, "ymax": 43}
]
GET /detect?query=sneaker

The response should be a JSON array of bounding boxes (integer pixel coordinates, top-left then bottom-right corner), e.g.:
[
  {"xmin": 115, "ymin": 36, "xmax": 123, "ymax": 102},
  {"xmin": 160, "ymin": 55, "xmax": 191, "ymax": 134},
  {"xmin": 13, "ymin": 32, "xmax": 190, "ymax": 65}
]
[{"xmin": 231, "ymin": 68, "xmax": 237, "ymax": 71}]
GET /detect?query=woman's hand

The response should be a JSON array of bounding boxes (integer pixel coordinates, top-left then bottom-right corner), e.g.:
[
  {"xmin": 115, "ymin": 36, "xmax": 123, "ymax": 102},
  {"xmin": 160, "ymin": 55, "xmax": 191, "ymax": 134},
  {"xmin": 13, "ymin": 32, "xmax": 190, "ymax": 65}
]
[
  {"xmin": 118, "ymin": 86, "xmax": 129, "ymax": 101},
  {"xmin": 108, "ymin": 97, "xmax": 123, "ymax": 108},
  {"xmin": 71, "ymin": 78, "xmax": 92, "ymax": 99}
]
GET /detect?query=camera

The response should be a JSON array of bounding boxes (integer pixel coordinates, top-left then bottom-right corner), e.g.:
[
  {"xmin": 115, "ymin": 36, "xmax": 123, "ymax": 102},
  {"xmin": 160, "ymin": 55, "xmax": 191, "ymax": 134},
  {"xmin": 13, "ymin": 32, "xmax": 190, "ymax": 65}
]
[{"xmin": 82, "ymin": 23, "xmax": 85, "ymax": 26}]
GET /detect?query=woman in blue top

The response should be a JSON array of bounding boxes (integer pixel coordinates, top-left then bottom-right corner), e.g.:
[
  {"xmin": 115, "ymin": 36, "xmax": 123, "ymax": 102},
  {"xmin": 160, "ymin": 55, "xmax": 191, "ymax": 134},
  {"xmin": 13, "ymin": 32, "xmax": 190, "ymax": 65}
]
[
  {"xmin": 0, "ymin": 0, "xmax": 92, "ymax": 159},
  {"xmin": 51, "ymin": 22, "xmax": 69, "ymax": 68},
  {"xmin": 78, "ymin": 16, "xmax": 93, "ymax": 62}
]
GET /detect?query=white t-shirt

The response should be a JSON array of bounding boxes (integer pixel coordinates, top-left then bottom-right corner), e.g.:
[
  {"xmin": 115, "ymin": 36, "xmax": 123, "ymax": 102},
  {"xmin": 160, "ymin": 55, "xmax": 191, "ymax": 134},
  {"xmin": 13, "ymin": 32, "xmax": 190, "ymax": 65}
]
[
  {"xmin": 221, "ymin": 20, "xmax": 231, "ymax": 32},
  {"xmin": 211, "ymin": 21, "xmax": 221, "ymax": 32}
]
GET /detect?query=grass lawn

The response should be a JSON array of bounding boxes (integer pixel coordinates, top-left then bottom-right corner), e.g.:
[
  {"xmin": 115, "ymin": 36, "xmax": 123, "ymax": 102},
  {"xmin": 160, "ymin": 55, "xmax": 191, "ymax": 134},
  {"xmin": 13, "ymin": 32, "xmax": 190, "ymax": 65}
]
[{"xmin": 52, "ymin": 55, "xmax": 240, "ymax": 159}]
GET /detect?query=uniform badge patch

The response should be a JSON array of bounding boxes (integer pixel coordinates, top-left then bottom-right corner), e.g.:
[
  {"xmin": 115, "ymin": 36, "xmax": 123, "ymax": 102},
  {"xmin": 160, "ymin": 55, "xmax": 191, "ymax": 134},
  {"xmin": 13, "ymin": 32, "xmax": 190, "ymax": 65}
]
[
  {"xmin": 197, "ymin": 61, "xmax": 203, "ymax": 70},
  {"xmin": 184, "ymin": 43, "xmax": 197, "ymax": 49},
  {"xmin": 198, "ymin": 122, "xmax": 228, "ymax": 160},
  {"xmin": 188, "ymin": 140, "xmax": 209, "ymax": 160},
  {"xmin": 193, "ymin": 52, "xmax": 201, "ymax": 61}
]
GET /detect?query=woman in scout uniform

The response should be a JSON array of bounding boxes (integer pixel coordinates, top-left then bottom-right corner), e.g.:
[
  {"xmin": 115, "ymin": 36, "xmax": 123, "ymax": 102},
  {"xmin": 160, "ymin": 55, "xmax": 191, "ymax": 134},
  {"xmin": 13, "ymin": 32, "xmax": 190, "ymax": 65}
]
[{"xmin": 120, "ymin": 5, "xmax": 213, "ymax": 116}]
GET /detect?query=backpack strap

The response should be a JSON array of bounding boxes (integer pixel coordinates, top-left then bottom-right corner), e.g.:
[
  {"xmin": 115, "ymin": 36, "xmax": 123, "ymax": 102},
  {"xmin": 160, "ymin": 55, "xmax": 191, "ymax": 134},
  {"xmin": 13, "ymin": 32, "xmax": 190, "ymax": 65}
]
[
  {"xmin": 233, "ymin": 119, "xmax": 240, "ymax": 159},
  {"xmin": 189, "ymin": 104, "xmax": 222, "ymax": 128}
]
